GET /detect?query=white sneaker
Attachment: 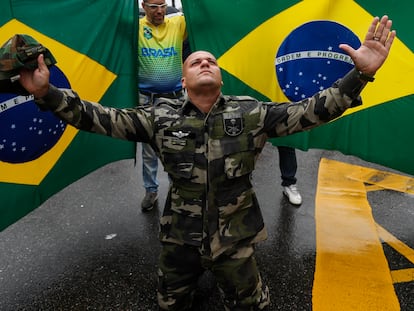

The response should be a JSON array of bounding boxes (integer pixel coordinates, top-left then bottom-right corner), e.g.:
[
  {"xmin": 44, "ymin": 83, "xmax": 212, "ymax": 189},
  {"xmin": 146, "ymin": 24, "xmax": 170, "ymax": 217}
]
[{"xmin": 283, "ymin": 184, "xmax": 302, "ymax": 205}]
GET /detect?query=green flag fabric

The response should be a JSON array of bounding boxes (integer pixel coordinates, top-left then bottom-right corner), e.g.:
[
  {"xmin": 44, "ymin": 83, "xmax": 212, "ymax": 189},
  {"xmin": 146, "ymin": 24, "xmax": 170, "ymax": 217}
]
[
  {"xmin": 182, "ymin": 0, "xmax": 414, "ymax": 176},
  {"xmin": 0, "ymin": 0, "xmax": 137, "ymax": 232}
]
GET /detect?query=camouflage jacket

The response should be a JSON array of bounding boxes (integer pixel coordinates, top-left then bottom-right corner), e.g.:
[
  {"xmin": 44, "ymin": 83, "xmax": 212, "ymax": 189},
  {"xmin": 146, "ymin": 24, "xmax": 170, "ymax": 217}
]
[{"xmin": 36, "ymin": 69, "xmax": 363, "ymax": 258}]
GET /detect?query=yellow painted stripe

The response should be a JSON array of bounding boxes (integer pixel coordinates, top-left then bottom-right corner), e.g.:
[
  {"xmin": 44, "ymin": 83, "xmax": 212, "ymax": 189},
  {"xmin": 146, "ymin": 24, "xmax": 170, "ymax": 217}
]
[
  {"xmin": 377, "ymin": 225, "xmax": 414, "ymax": 283},
  {"xmin": 364, "ymin": 184, "xmax": 385, "ymax": 192},
  {"xmin": 391, "ymin": 269, "xmax": 414, "ymax": 283},
  {"xmin": 377, "ymin": 224, "xmax": 414, "ymax": 266},
  {"xmin": 347, "ymin": 166, "xmax": 414, "ymax": 195},
  {"xmin": 313, "ymin": 158, "xmax": 400, "ymax": 310}
]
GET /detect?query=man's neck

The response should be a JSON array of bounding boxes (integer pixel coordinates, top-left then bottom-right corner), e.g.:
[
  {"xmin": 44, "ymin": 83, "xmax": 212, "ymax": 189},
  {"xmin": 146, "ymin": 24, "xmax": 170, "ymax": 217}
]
[
  {"xmin": 187, "ymin": 91, "xmax": 220, "ymax": 113},
  {"xmin": 145, "ymin": 17, "xmax": 164, "ymax": 27}
]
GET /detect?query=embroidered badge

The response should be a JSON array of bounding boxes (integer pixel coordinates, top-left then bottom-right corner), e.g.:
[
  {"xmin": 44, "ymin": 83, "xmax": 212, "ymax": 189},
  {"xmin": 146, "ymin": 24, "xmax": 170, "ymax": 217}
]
[
  {"xmin": 172, "ymin": 131, "xmax": 190, "ymax": 139},
  {"xmin": 223, "ymin": 112, "xmax": 243, "ymax": 136},
  {"xmin": 165, "ymin": 130, "xmax": 191, "ymax": 146},
  {"xmin": 143, "ymin": 26, "xmax": 152, "ymax": 40}
]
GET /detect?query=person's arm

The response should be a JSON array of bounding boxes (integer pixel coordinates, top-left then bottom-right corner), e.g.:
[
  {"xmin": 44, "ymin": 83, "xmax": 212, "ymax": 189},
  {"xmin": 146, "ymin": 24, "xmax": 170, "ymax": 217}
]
[
  {"xmin": 340, "ymin": 15, "xmax": 395, "ymax": 78},
  {"xmin": 19, "ymin": 55, "xmax": 153, "ymax": 143},
  {"xmin": 335, "ymin": 15, "xmax": 395, "ymax": 102}
]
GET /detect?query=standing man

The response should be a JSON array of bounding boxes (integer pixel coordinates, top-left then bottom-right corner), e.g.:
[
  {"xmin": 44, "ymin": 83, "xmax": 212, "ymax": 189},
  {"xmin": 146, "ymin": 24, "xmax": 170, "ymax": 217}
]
[
  {"xmin": 138, "ymin": 0, "xmax": 187, "ymax": 211},
  {"xmin": 17, "ymin": 15, "xmax": 395, "ymax": 310}
]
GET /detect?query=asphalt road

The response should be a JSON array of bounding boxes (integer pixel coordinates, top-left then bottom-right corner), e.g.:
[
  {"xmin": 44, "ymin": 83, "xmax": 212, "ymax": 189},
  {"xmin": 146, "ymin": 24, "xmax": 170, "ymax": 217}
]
[{"xmin": 0, "ymin": 144, "xmax": 413, "ymax": 310}]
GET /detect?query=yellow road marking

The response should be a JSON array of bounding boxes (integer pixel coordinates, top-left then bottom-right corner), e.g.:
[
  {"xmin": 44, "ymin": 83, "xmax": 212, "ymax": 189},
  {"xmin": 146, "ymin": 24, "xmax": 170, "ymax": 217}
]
[
  {"xmin": 365, "ymin": 184, "xmax": 385, "ymax": 192},
  {"xmin": 347, "ymin": 166, "xmax": 414, "ymax": 195},
  {"xmin": 376, "ymin": 224, "xmax": 414, "ymax": 284},
  {"xmin": 391, "ymin": 268, "xmax": 414, "ymax": 284},
  {"xmin": 377, "ymin": 224, "xmax": 414, "ymax": 265},
  {"xmin": 313, "ymin": 158, "xmax": 400, "ymax": 310}
]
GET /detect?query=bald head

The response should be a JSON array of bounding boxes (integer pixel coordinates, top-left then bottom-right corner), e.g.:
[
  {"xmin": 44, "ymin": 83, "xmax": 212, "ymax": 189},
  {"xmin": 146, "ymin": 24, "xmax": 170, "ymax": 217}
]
[
  {"xmin": 183, "ymin": 51, "xmax": 216, "ymax": 68},
  {"xmin": 182, "ymin": 51, "xmax": 222, "ymax": 92}
]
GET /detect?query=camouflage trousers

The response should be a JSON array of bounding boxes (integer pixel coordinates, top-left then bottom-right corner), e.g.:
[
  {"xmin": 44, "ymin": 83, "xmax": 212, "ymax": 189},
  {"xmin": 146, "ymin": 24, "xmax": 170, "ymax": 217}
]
[{"xmin": 157, "ymin": 242, "xmax": 270, "ymax": 310}]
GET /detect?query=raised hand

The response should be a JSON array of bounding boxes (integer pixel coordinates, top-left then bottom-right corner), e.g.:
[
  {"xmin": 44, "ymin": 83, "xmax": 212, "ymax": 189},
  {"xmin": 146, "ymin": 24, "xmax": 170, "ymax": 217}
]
[
  {"xmin": 19, "ymin": 54, "xmax": 50, "ymax": 98},
  {"xmin": 339, "ymin": 15, "xmax": 396, "ymax": 76}
]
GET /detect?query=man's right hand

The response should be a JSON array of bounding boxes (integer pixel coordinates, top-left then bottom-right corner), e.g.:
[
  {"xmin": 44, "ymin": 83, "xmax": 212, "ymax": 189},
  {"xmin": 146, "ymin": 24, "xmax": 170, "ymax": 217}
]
[
  {"xmin": 339, "ymin": 15, "xmax": 396, "ymax": 77},
  {"xmin": 19, "ymin": 54, "xmax": 50, "ymax": 98}
]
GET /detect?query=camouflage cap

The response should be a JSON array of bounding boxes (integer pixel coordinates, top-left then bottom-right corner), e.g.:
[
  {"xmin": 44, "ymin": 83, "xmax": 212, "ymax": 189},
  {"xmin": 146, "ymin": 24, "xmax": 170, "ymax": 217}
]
[{"xmin": 0, "ymin": 34, "xmax": 56, "ymax": 81}]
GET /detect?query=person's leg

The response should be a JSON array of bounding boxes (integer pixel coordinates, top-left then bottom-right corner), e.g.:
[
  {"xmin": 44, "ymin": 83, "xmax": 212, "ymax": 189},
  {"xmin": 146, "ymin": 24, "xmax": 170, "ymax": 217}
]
[
  {"xmin": 142, "ymin": 143, "xmax": 159, "ymax": 192},
  {"xmin": 158, "ymin": 243, "xmax": 204, "ymax": 310},
  {"xmin": 278, "ymin": 146, "xmax": 302, "ymax": 205},
  {"xmin": 139, "ymin": 92, "xmax": 159, "ymax": 211},
  {"xmin": 141, "ymin": 142, "xmax": 159, "ymax": 210},
  {"xmin": 212, "ymin": 245, "xmax": 270, "ymax": 311},
  {"xmin": 277, "ymin": 146, "xmax": 297, "ymax": 186}
]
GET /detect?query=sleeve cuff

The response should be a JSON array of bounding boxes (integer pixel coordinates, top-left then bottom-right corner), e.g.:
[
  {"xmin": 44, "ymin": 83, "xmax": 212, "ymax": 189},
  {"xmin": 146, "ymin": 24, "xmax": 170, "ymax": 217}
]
[
  {"xmin": 34, "ymin": 85, "xmax": 64, "ymax": 111},
  {"xmin": 337, "ymin": 68, "xmax": 368, "ymax": 107}
]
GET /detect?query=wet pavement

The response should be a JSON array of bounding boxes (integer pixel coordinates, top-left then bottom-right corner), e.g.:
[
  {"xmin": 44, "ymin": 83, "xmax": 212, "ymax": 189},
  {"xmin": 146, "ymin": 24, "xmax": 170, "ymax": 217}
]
[{"xmin": 0, "ymin": 144, "xmax": 413, "ymax": 310}]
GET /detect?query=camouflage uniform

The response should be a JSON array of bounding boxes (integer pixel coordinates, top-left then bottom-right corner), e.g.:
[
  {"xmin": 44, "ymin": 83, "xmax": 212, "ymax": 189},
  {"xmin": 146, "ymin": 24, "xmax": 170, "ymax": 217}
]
[{"xmin": 35, "ymin": 68, "xmax": 364, "ymax": 310}]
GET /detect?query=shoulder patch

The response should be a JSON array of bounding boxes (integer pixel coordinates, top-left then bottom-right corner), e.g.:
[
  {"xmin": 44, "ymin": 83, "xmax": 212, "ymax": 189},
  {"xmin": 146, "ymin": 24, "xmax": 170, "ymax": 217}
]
[{"xmin": 223, "ymin": 112, "xmax": 244, "ymax": 136}]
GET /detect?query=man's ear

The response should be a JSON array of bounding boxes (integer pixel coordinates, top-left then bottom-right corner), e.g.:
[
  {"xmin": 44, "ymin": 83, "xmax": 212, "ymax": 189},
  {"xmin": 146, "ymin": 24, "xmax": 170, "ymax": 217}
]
[{"xmin": 181, "ymin": 77, "xmax": 186, "ymax": 88}]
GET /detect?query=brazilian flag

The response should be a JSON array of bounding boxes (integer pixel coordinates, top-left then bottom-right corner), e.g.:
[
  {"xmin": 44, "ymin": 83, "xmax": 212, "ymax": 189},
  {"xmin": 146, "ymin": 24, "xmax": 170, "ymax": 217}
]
[
  {"xmin": 182, "ymin": 0, "xmax": 414, "ymax": 175},
  {"xmin": 0, "ymin": 0, "xmax": 137, "ymax": 231}
]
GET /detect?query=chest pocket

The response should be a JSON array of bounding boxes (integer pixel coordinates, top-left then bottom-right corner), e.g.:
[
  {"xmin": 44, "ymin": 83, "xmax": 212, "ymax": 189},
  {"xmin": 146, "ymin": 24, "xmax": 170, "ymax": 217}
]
[
  {"xmin": 222, "ymin": 134, "xmax": 256, "ymax": 179},
  {"xmin": 158, "ymin": 130, "xmax": 196, "ymax": 179}
]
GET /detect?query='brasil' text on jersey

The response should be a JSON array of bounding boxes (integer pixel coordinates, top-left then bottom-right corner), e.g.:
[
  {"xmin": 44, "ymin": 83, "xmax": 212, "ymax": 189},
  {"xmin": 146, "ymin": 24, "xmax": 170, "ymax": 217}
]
[{"xmin": 141, "ymin": 47, "xmax": 177, "ymax": 58}]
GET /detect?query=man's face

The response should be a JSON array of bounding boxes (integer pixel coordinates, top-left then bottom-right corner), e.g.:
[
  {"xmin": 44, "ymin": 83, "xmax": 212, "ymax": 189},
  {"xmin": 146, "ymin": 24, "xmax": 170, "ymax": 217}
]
[
  {"xmin": 142, "ymin": 0, "xmax": 167, "ymax": 26},
  {"xmin": 182, "ymin": 51, "xmax": 223, "ymax": 91}
]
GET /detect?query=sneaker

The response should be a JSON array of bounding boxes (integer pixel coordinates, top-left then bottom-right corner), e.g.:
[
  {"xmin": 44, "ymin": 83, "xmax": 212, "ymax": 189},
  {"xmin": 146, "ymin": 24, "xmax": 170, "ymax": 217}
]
[
  {"xmin": 283, "ymin": 184, "xmax": 302, "ymax": 205},
  {"xmin": 141, "ymin": 191, "xmax": 158, "ymax": 212}
]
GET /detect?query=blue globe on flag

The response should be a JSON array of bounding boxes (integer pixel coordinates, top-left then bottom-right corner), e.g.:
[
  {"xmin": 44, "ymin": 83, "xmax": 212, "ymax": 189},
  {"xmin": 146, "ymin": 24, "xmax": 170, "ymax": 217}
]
[
  {"xmin": 0, "ymin": 66, "xmax": 70, "ymax": 163},
  {"xmin": 276, "ymin": 20, "xmax": 361, "ymax": 102}
]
